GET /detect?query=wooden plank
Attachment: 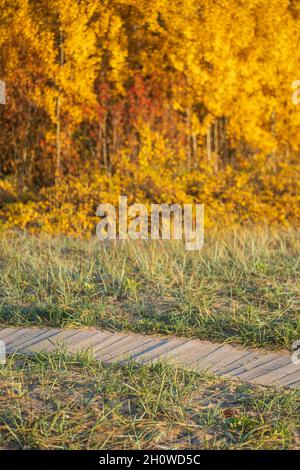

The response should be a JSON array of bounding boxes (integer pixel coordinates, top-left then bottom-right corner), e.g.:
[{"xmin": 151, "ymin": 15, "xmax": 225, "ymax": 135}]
[
  {"xmin": 66, "ymin": 330, "xmax": 112, "ymax": 353},
  {"xmin": 5, "ymin": 328, "xmax": 36, "ymax": 351},
  {"xmin": 236, "ymin": 356, "xmax": 290, "ymax": 382},
  {"xmin": 224, "ymin": 353, "xmax": 279, "ymax": 377},
  {"xmin": 48, "ymin": 329, "xmax": 108, "ymax": 352},
  {"xmin": 109, "ymin": 337, "xmax": 153, "ymax": 363},
  {"xmin": 3, "ymin": 328, "xmax": 30, "ymax": 346},
  {"xmin": 271, "ymin": 369, "xmax": 300, "ymax": 388},
  {"xmin": 272, "ymin": 370, "xmax": 300, "ymax": 387},
  {"xmin": 287, "ymin": 376, "xmax": 300, "ymax": 389},
  {"xmin": 209, "ymin": 349, "xmax": 252, "ymax": 374},
  {"xmin": 14, "ymin": 329, "xmax": 61, "ymax": 352},
  {"xmin": 120, "ymin": 340, "xmax": 161, "ymax": 362},
  {"xmin": 26, "ymin": 329, "xmax": 81, "ymax": 352},
  {"xmin": 92, "ymin": 333, "xmax": 130, "ymax": 355},
  {"xmin": 252, "ymin": 361, "xmax": 300, "ymax": 387},
  {"xmin": 0, "ymin": 328, "xmax": 20, "ymax": 341},
  {"xmin": 139, "ymin": 338, "xmax": 188, "ymax": 364},
  {"xmin": 118, "ymin": 339, "xmax": 169, "ymax": 364},
  {"xmin": 54, "ymin": 329, "xmax": 108, "ymax": 351},
  {"xmin": 171, "ymin": 342, "xmax": 221, "ymax": 367},
  {"xmin": 122, "ymin": 338, "xmax": 168, "ymax": 362},
  {"xmin": 157, "ymin": 340, "xmax": 212, "ymax": 364},
  {"xmin": 6, "ymin": 328, "xmax": 51, "ymax": 351},
  {"xmin": 104, "ymin": 337, "xmax": 154, "ymax": 362},
  {"xmin": 97, "ymin": 335, "xmax": 145, "ymax": 361},
  {"xmin": 1, "ymin": 327, "xmax": 299, "ymax": 390},
  {"xmin": 191, "ymin": 345, "xmax": 237, "ymax": 371},
  {"xmin": 129, "ymin": 338, "xmax": 180, "ymax": 364},
  {"xmin": 215, "ymin": 351, "xmax": 262, "ymax": 376}
]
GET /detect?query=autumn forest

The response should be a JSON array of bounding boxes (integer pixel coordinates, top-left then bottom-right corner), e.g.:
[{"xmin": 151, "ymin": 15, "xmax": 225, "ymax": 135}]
[
  {"xmin": 1, "ymin": 0, "xmax": 300, "ymax": 234},
  {"xmin": 1, "ymin": 1, "xmax": 300, "ymax": 452}
]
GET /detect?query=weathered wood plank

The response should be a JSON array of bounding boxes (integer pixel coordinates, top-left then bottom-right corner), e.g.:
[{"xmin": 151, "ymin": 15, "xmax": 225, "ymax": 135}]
[
  {"xmin": 209, "ymin": 349, "xmax": 251, "ymax": 374},
  {"xmin": 236, "ymin": 357, "xmax": 290, "ymax": 383},
  {"xmin": 26, "ymin": 329, "xmax": 80, "ymax": 352},
  {"xmin": 93, "ymin": 333, "xmax": 131, "ymax": 355},
  {"xmin": 96, "ymin": 335, "xmax": 141, "ymax": 361},
  {"xmin": 110, "ymin": 337, "xmax": 155, "ymax": 362},
  {"xmin": 16, "ymin": 329, "xmax": 62, "ymax": 352},
  {"xmin": 215, "ymin": 352, "xmax": 262, "ymax": 376},
  {"xmin": 6, "ymin": 328, "xmax": 52, "ymax": 351},
  {"xmin": 171, "ymin": 342, "xmax": 221, "ymax": 367},
  {"xmin": 66, "ymin": 331, "xmax": 112, "ymax": 353},
  {"xmin": 271, "ymin": 369, "xmax": 300, "ymax": 388},
  {"xmin": 159, "ymin": 340, "xmax": 214, "ymax": 365},
  {"xmin": 252, "ymin": 362, "xmax": 300, "ymax": 387},
  {"xmin": 224, "ymin": 353, "xmax": 280, "ymax": 377},
  {"xmin": 192, "ymin": 345, "xmax": 236, "ymax": 371},
  {"xmin": 133, "ymin": 339, "xmax": 182, "ymax": 364},
  {"xmin": 0, "ymin": 328, "xmax": 20, "ymax": 341},
  {"xmin": 1, "ymin": 327, "xmax": 299, "ymax": 390}
]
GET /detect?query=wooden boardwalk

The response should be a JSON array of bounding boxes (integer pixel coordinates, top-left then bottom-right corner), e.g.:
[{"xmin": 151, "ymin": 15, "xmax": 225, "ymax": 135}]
[{"xmin": 0, "ymin": 327, "xmax": 299, "ymax": 389}]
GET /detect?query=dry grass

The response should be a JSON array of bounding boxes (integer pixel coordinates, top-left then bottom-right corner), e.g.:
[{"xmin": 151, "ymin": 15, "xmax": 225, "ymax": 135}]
[
  {"xmin": 0, "ymin": 227, "xmax": 299, "ymax": 350},
  {"xmin": 0, "ymin": 352, "xmax": 299, "ymax": 450}
]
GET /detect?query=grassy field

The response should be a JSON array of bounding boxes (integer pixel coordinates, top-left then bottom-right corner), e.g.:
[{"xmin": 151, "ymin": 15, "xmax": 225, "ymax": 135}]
[
  {"xmin": 0, "ymin": 352, "xmax": 299, "ymax": 450},
  {"xmin": 0, "ymin": 228, "xmax": 299, "ymax": 450},
  {"xmin": 0, "ymin": 227, "xmax": 299, "ymax": 350}
]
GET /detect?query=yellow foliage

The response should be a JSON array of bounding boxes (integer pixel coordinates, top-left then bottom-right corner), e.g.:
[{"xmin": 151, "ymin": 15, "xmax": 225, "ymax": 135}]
[{"xmin": 1, "ymin": 0, "xmax": 300, "ymax": 235}]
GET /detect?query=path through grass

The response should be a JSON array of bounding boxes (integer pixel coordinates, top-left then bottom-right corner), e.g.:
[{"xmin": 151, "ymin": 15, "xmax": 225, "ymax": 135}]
[{"xmin": 0, "ymin": 227, "xmax": 299, "ymax": 350}]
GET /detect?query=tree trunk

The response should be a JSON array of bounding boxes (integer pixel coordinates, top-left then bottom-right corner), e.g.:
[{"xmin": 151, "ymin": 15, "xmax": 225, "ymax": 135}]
[
  {"xmin": 102, "ymin": 112, "xmax": 108, "ymax": 171},
  {"xmin": 55, "ymin": 29, "xmax": 64, "ymax": 184},
  {"xmin": 186, "ymin": 106, "xmax": 192, "ymax": 170},
  {"xmin": 207, "ymin": 124, "xmax": 212, "ymax": 163},
  {"xmin": 214, "ymin": 119, "xmax": 219, "ymax": 173}
]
